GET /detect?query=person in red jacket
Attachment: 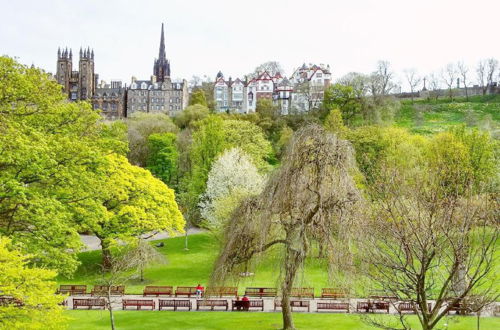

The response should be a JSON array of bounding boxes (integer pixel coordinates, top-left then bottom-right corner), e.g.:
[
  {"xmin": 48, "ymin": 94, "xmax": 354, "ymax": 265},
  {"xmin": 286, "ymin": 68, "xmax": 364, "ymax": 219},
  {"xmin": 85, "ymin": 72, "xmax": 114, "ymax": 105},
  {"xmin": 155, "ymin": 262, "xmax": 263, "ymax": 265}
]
[
  {"xmin": 195, "ymin": 284, "xmax": 204, "ymax": 298},
  {"xmin": 242, "ymin": 295, "xmax": 250, "ymax": 311}
]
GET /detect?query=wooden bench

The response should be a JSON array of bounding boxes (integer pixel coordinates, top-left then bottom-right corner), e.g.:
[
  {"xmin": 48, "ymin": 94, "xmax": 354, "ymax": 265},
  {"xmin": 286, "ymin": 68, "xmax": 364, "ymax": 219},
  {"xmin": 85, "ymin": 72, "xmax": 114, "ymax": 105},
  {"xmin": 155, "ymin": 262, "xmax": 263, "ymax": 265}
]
[
  {"xmin": 321, "ymin": 288, "xmax": 348, "ymax": 299},
  {"xmin": 73, "ymin": 298, "xmax": 106, "ymax": 310},
  {"xmin": 231, "ymin": 299, "xmax": 264, "ymax": 311},
  {"xmin": 159, "ymin": 299, "xmax": 192, "ymax": 311},
  {"xmin": 91, "ymin": 285, "xmax": 125, "ymax": 296},
  {"xmin": 205, "ymin": 287, "xmax": 238, "ymax": 298},
  {"xmin": 122, "ymin": 299, "xmax": 155, "ymax": 310},
  {"xmin": 369, "ymin": 290, "xmax": 398, "ymax": 301},
  {"xmin": 398, "ymin": 302, "xmax": 432, "ymax": 314},
  {"xmin": 175, "ymin": 286, "xmax": 198, "ymax": 297},
  {"xmin": 291, "ymin": 288, "xmax": 314, "ymax": 299},
  {"xmin": 448, "ymin": 301, "xmax": 472, "ymax": 315},
  {"xmin": 143, "ymin": 286, "xmax": 173, "ymax": 297},
  {"xmin": 372, "ymin": 301, "xmax": 390, "ymax": 313},
  {"xmin": 274, "ymin": 299, "xmax": 310, "ymax": 312},
  {"xmin": 317, "ymin": 302, "xmax": 350, "ymax": 313},
  {"xmin": 196, "ymin": 299, "xmax": 229, "ymax": 311},
  {"xmin": 57, "ymin": 285, "xmax": 87, "ymax": 295},
  {"xmin": 245, "ymin": 287, "xmax": 277, "ymax": 298},
  {"xmin": 0, "ymin": 296, "xmax": 23, "ymax": 307},
  {"xmin": 356, "ymin": 301, "xmax": 390, "ymax": 313}
]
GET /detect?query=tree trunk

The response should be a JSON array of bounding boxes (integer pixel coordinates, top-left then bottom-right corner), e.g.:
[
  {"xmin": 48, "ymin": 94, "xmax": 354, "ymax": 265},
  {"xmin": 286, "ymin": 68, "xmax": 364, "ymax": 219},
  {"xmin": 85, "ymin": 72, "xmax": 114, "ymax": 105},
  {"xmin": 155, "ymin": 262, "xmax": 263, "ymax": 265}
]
[
  {"xmin": 101, "ymin": 239, "xmax": 112, "ymax": 270},
  {"xmin": 281, "ymin": 230, "xmax": 305, "ymax": 330},
  {"xmin": 140, "ymin": 266, "xmax": 144, "ymax": 282},
  {"xmin": 107, "ymin": 291, "xmax": 115, "ymax": 330},
  {"xmin": 465, "ymin": 86, "xmax": 469, "ymax": 101},
  {"xmin": 184, "ymin": 229, "xmax": 189, "ymax": 251}
]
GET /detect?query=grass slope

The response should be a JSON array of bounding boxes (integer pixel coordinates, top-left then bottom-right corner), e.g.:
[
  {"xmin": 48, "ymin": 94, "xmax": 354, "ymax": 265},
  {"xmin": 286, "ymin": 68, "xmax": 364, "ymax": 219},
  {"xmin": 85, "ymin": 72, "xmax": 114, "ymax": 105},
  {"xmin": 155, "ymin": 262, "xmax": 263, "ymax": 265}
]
[
  {"xmin": 65, "ymin": 310, "xmax": 500, "ymax": 330},
  {"xmin": 395, "ymin": 95, "xmax": 500, "ymax": 135},
  {"xmin": 58, "ymin": 233, "xmax": 340, "ymax": 296}
]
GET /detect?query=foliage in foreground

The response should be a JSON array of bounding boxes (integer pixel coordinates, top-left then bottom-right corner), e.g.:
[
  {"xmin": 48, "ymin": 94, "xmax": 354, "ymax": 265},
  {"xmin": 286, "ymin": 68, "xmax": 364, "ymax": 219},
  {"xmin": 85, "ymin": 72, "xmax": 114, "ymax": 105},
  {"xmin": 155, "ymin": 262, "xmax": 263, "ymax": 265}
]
[{"xmin": 0, "ymin": 237, "xmax": 65, "ymax": 330}]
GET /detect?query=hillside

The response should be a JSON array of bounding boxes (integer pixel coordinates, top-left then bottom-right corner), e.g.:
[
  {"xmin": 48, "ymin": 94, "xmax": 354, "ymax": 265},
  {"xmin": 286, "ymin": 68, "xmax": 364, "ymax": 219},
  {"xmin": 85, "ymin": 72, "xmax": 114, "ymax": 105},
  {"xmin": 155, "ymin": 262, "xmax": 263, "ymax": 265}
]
[{"xmin": 395, "ymin": 95, "xmax": 500, "ymax": 136}]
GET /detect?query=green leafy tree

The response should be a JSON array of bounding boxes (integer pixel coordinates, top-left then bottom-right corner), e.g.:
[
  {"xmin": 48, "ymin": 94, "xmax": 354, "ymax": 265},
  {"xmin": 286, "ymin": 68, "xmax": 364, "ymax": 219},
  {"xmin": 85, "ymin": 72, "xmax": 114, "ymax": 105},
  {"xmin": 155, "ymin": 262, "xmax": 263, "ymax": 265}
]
[
  {"xmin": 147, "ymin": 132, "xmax": 179, "ymax": 189},
  {"xmin": 324, "ymin": 108, "xmax": 348, "ymax": 137},
  {"xmin": 180, "ymin": 116, "xmax": 272, "ymax": 225},
  {"xmin": 173, "ymin": 104, "xmax": 210, "ymax": 129},
  {"xmin": 78, "ymin": 154, "xmax": 185, "ymax": 268},
  {"xmin": 188, "ymin": 89, "xmax": 208, "ymax": 107},
  {"xmin": 0, "ymin": 57, "xmax": 126, "ymax": 274},
  {"xmin": 448, "ymin": 126, "xmax": 498, "ymax": 192},
  {"xmin": 323, "ymin": 83, "xmax": 362, "ymax": 124},
  {"xmin": 0, "ymin": 237, "xmax": 66, "ymax": 330},
  {"xmin": 347, "ymin": 126, "xmax": 426, "ymax": 186},
  {"xmin": 126, "ymin": 112, "xmax": 178, "ymax": 166}
]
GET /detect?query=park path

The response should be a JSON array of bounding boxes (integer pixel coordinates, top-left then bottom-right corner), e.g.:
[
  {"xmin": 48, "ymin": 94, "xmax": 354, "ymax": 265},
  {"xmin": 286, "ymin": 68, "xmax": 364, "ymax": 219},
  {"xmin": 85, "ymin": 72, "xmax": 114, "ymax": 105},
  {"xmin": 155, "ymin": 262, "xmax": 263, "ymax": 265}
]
[{"xmin": 80, "ymin": 228, "xmax": 204, "ymax": 251}]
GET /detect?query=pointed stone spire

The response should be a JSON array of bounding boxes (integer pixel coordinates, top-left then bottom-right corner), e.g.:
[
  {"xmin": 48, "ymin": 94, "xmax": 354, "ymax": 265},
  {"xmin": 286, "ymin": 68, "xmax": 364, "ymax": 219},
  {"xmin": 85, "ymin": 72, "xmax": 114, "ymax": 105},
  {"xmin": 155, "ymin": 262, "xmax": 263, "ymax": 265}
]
[
  {"xmin": 69, "ymin": 49, "xmax": 72, "ymax": 59},
  {"xmin": 159, "ymin": 23, "xmax": 166, "ymax": 60},
  {"xmin": 80, "ymin": 47, "xmax": 83, "ymax": 58},
  {"xmin": 91, "ymin": 49, "xmax": 94, "ymax": 59},
  {"xmin": 58, "ymin": 47, "xmax": 61, "ymax": 58}
]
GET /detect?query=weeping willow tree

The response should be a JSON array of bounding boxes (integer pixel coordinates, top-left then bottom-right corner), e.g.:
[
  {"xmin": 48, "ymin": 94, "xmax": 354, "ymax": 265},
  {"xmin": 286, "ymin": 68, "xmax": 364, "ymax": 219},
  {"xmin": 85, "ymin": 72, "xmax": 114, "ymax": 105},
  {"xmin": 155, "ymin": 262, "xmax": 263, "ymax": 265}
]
[{"xmin": 212, "ymin": 124, "xmax": 362, "ymax": 330}]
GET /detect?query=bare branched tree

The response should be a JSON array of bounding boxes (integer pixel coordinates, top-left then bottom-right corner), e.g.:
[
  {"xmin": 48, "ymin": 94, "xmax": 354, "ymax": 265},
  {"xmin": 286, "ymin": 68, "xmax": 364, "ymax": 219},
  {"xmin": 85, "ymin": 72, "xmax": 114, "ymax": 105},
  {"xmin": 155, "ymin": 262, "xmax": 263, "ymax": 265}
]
[
  {"xmin": 457, "ymin": 61, "xmax": 470, "ymax": 101},
  {"xmin": 428, "ymin": 73, "xmax": 441, "ymax": 100},
  {"xmin": 442, "ymin": 63, "xmax": 457, "ymax": 100},
  {"xmin": 94, "ymin": 249, "xmax": 136, "ymax": 330},
  {"xmin": 486, "ymin": 58, "xmax": 498, "ymax": 90},
  {"xmin": 212, "ymin": 125, "xmax": 362, "ymax": 330},
  {"xmin": 361, "ymin": 166, "xmax": 499, "ymax": 330},
  {"xmin": 404, "ymin": 68, "xmax": 422, "ymax": 103},
  {"xmin": 128, "ymin": 239, "xmax": 167, "ymax": 282}
]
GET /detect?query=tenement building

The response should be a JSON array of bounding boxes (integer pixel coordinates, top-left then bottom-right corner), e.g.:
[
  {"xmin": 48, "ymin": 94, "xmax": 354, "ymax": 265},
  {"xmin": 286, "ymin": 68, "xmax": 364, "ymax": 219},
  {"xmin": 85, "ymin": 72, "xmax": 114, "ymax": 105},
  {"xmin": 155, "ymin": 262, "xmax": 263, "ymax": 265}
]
[
  {"xmin": 126, "ymin": 23, "xmax": 188, "ymax": 117},
  {"xmin": 92, "ymin": 80, "xmax": 127, "ymax": 120},
  {"xmin": 213, "ymin": 63, "xmax": 331, "ymax": 115}
]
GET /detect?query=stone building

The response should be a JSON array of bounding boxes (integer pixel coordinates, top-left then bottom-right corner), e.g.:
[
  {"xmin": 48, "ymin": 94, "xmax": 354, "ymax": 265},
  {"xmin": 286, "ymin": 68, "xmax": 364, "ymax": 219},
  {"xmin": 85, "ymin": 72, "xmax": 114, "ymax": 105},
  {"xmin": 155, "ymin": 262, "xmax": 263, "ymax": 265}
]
[
  {"xmin": 92, "ymin": 80, "xmax": 127, "ymax": 120},
  {"xmin": 126, "ymin": 23, "xmax": 188, "ymax": 117},
  {"xmin": 56, "ymin": 47, "xmax": 97, "ymax": 101}
]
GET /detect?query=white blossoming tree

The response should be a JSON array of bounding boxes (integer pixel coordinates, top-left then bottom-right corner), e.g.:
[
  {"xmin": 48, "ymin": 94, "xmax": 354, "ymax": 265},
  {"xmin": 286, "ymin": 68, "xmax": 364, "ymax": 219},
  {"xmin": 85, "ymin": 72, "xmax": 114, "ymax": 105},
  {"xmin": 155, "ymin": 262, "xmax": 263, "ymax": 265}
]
[{"xmin": 200, "ymin": 148, "xmax": 265, "ymax": 230}]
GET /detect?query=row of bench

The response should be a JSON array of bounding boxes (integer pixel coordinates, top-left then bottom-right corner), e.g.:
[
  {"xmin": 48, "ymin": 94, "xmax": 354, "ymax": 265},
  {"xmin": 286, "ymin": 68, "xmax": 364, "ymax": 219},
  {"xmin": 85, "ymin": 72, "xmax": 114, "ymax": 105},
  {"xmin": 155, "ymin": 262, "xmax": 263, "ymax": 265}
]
[
  {"xmin": 58, "ymin": 285, "xmax": 350, "ymax": 298},
  {"xmin": 72, "ymin": 298, "xmax": 262, "ymax": 311},
  {"xmin": 71, "ymin": 298, "xmax": 445, "ymax": 314}
]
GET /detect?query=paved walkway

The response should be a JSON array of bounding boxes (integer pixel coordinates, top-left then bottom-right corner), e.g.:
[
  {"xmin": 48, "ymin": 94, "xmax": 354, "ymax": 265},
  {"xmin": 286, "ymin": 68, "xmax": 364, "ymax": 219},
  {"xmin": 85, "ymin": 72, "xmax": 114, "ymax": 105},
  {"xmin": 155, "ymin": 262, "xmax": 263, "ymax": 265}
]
[
  {"xmin": 80, "ymin": 228, "xmax": 204, "ymax": 251},
  {"xmin": 66, "ymin": 295, "xmax": 499, "ymax": 316}
]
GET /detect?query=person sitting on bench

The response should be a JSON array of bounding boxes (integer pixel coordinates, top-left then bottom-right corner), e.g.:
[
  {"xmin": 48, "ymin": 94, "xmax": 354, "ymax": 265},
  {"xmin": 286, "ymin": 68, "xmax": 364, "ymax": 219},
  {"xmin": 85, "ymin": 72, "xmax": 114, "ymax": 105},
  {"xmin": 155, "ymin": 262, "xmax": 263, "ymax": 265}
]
[
  {"xmin": 195, "ymin": 284, "xmax": 204, "ymax": 299},
  {"xmin": 242, "ymin": 295, "xmax": 250, "ymax": 311}
]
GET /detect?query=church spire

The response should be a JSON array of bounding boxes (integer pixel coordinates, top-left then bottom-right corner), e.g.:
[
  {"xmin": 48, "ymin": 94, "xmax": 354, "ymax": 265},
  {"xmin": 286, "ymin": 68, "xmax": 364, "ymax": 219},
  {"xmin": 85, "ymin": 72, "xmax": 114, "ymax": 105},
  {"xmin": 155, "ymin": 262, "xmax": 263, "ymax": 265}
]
[
  {"xmin": 153, "ymin": 23, "xmax": 170, "ymax": 82},
  {"xmin": 159, "ymin": 23, "xmax": 166, "ymax": 60}
]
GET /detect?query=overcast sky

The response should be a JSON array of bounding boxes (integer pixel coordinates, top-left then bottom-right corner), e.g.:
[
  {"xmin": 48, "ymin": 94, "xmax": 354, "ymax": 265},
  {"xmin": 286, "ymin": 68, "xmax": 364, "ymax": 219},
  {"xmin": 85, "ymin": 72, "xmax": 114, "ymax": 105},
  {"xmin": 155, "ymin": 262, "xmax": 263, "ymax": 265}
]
[{"xmin": 1, "ymin": 0, "xmax": 499, "ymax": 90}]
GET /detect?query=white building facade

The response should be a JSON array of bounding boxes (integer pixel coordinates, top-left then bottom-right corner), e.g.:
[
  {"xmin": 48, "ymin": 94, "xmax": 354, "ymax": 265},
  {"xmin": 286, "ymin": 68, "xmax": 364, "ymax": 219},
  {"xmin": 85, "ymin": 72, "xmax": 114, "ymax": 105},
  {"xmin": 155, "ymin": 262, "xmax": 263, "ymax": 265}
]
[{"xmin": 213, "ymin": 63, "xmax": 332, "ymax": 114}]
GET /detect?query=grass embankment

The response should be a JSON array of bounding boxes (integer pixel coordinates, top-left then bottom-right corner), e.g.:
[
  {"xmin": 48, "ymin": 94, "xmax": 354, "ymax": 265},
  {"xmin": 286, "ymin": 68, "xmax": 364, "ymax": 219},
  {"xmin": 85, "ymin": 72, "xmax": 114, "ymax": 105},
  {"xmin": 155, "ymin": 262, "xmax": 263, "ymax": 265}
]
[
  {"xmin": 395, "ymin": 95, "xmax": 500, "ymax": 135},
  {"xmin": 58, "ymin": 233, "xmax": 341, "ymax": 296},
  {"xmin": 65, "ymin": 310, "xmax": 500, "ymax": 330},
  {"xmin": 59, "ymin": 232, "xmax": 499, "ymax": 296}
]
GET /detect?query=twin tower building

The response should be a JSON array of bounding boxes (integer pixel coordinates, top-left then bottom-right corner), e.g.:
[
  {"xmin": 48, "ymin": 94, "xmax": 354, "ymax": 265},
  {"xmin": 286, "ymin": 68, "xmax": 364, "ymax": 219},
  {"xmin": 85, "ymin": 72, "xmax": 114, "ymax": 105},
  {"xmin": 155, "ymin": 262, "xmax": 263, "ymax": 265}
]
[{"xmin": 55, "ymin": 23, "xmax": 188, "ymax": 120}]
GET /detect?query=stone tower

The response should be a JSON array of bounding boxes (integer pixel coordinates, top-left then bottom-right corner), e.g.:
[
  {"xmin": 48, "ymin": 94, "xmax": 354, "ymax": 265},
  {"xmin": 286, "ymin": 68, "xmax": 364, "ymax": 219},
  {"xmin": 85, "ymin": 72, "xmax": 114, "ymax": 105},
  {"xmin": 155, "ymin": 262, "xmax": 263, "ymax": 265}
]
[
  {"xmin": 56, "ymin": 47, "xmax": 72, "ymax": 96},
  {"xmin": 153, "ymin": 23, "xmax": 171, "ymax": 82},
  {"xmin": 78, "ymin": 47, "xmax": 95, "ymax": 100}
]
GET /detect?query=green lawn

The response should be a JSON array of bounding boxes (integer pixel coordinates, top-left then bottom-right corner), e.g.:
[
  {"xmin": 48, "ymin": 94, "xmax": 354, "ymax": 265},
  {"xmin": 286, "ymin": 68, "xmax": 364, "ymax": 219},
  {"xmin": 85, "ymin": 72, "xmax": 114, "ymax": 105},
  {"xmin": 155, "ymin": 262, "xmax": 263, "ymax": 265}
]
[
  {"xmin": 395, "ymin": 95, "xmax": 500, "ymax": 135},
  {"xmin": 58, "ymin": 233, "xmax": 341, "ymax": 297},
  {"xmin": 65, "ymin": 310, "xmax": 500, "ymax": 330}
]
